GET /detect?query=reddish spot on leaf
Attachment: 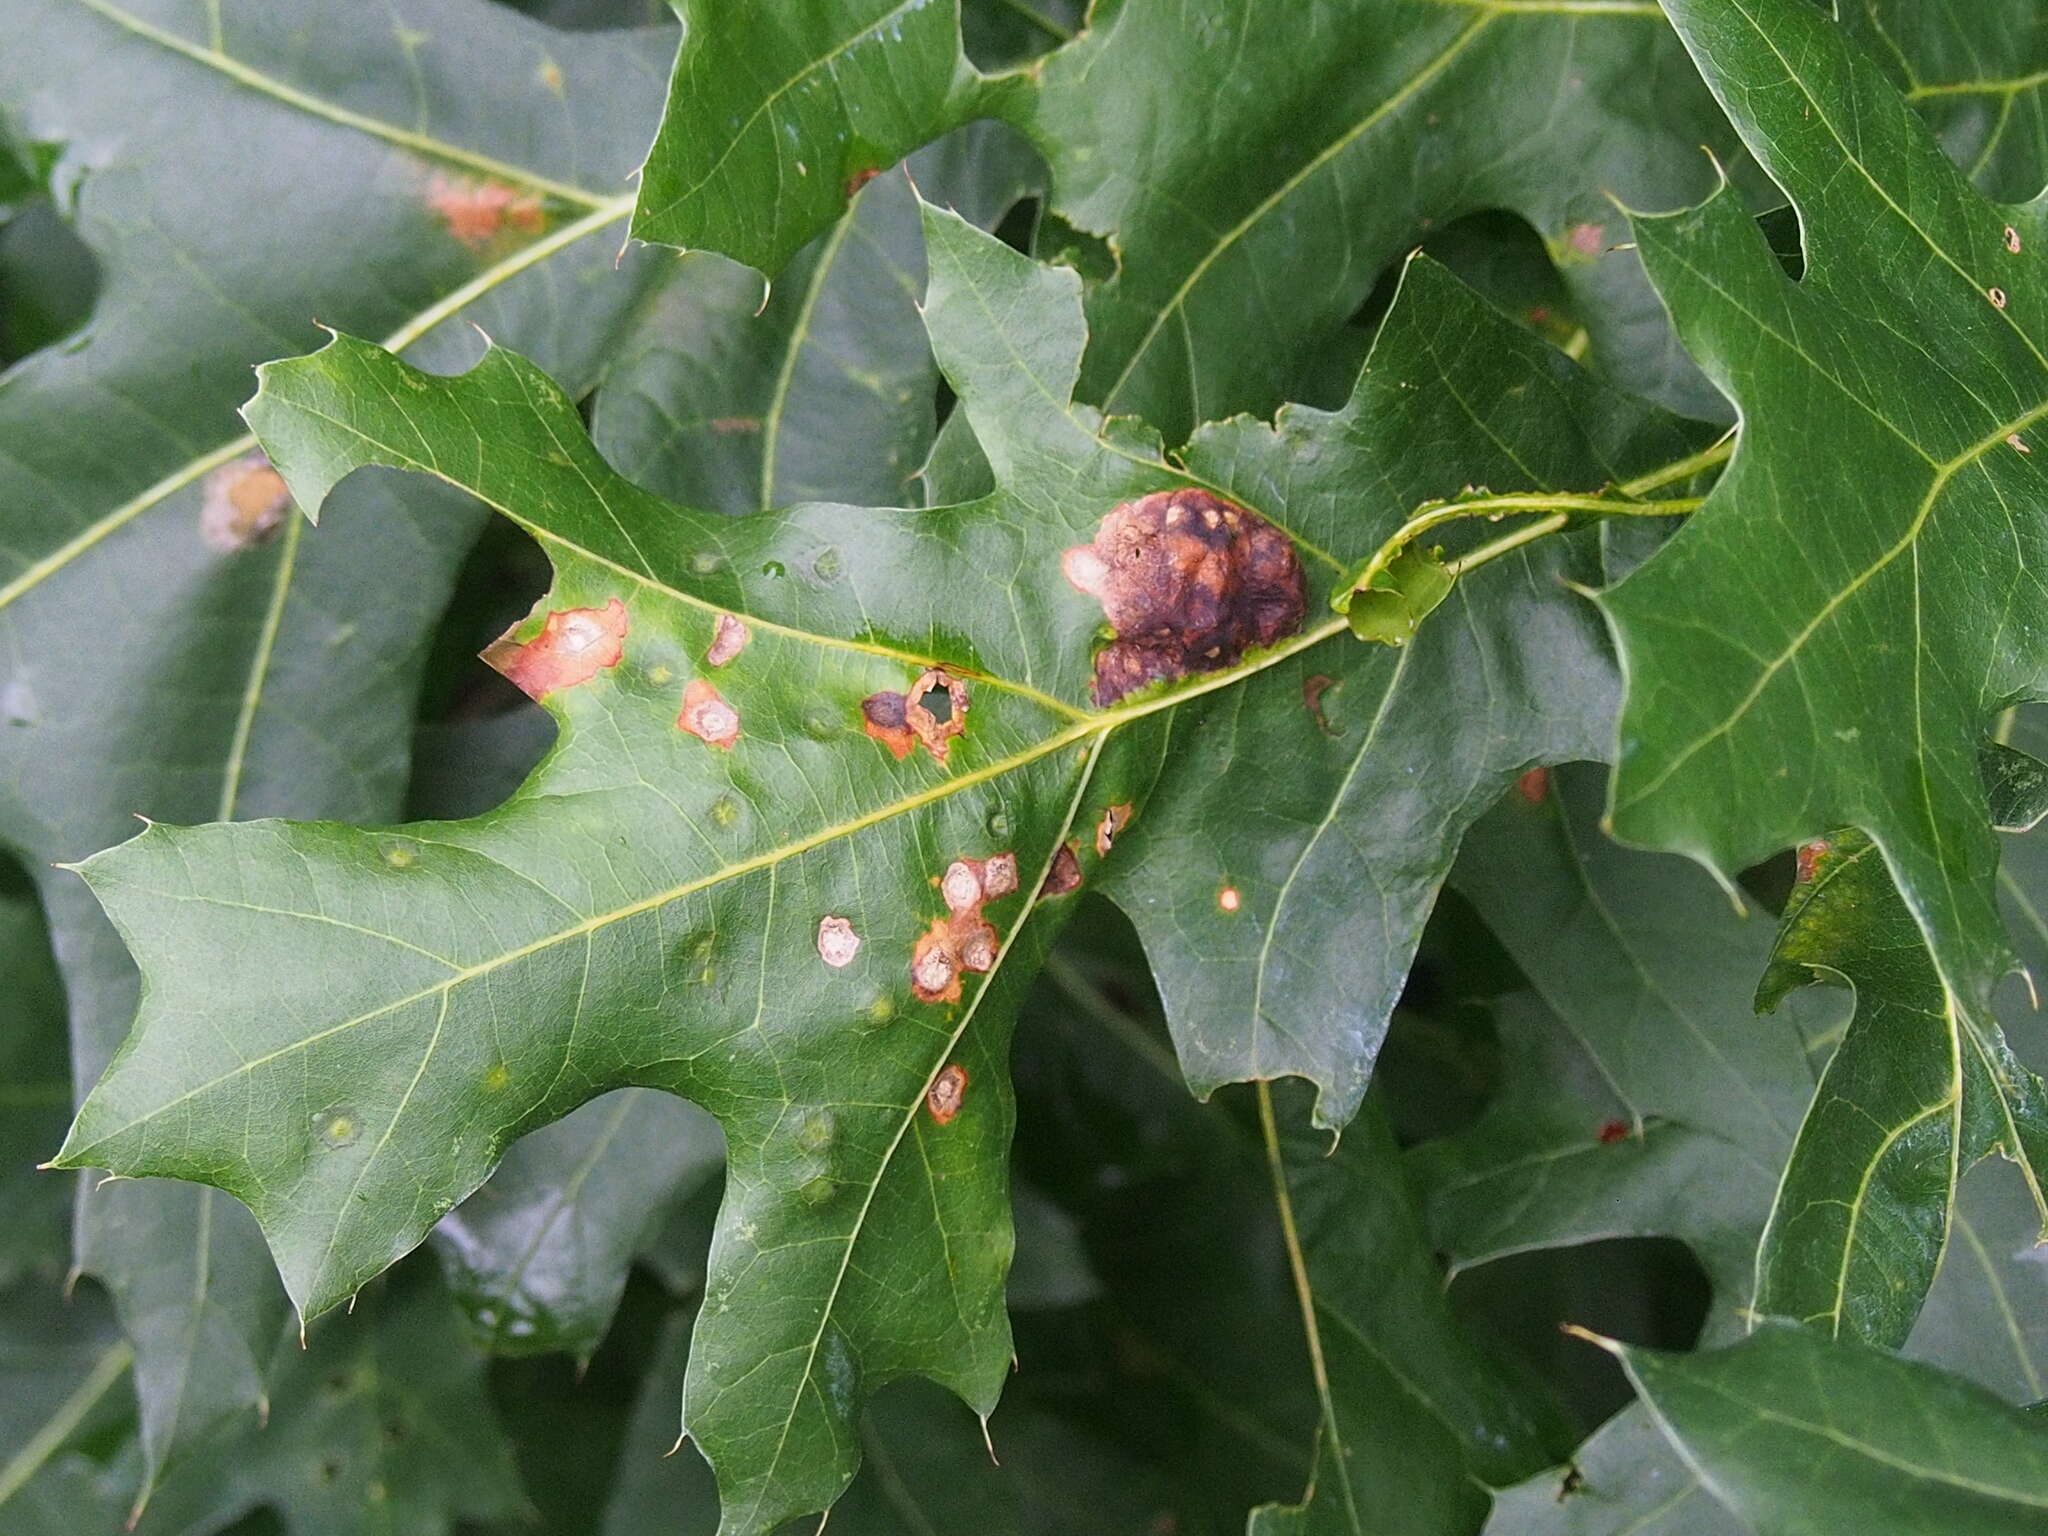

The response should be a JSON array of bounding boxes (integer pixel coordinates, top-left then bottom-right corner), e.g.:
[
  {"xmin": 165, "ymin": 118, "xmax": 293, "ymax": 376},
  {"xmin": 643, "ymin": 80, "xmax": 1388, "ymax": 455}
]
[
  {"xmin": 926, "ymin": 1063, "xmax": 969, "ymax": 1126},
  {"xmin": 1039, "ymin": 843, "xmax": 1083, "ymax": 898},
  {"xmin": 862, "ymin": 690, "xmax": 915, "ymax": 759},
  {"xmin": 910, "ymin": 852, "xmax": 1016, "ymax": 1002},
  {"xmin": 1218, "ymin": 886, "xmax": 1242, "ymax": 913},
  {"xmin": 678, "ymin": 678, "xmax": 741, "ymax": 749},
  {"xmin": 1517, "ymin": 767, "xmax": 1550, "ymax": 805},
  {"xmin": 706, "ymin": 613, "xmax": 749, "ymax": 668},
  {"xmin": 845, "ymin": 166, "xmax": 882, "ymax": 197},
  {"xmin": 483, "ymin": 598, "xmax": 628, "ymax": 700},
  {"xmin": 1063, "ymin": 488, "xmax": 1306, "ymax": 706},
  {"xmin": 1566, "ymin": 222, "xmax": 1605, "ymax": 258},
  {"xmin": 1795, "ymin": 838, "xmax": 1831, "ymax": 884},
  {"xmin": 817, "ymin": 916, "xmax": 860, "ymax": 969},
  {"xmin": 1095, "ymin": 803, "xmax": 1134, "ymax": 858},
  {"xmin": 428, "ymin": 175, "xmax": 546, "ymax": 247},
  {"xmin": 1302, "ymin": 674, "xmax": 1339, "ymax": 735},
  {"xmin": 1596, "ymin": 1119, "xmax": 1629, "ymax": 1144},
  {"xmin": 708, "ymin": 416, "xmax": 761, "ymax": 435},
  {"xmin": 201, "ymin": 452, "xmax": 292, "ymax": 552},
  {"xmin": 863, "ymin": 668, "xmax": 969, "ymax": 762}
]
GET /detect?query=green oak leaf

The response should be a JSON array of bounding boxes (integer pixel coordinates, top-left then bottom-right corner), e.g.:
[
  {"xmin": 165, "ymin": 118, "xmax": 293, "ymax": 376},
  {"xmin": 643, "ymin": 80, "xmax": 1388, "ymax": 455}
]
[
  {"xmin": 1846, "ymin": 0, "xmax": 2048, "ymax": 204},
  {"xmin": 598, "ymin": 131, "xmax": 1040, "ymax": 517},
  {"xmin": 53, "ymin": 202, "xmax": 1703, "ymax": 1526},
  {"xmin": 429, "ymin": 1089, "xmax": 723, "ymax": 1358},
  {"xmin": 630, "ymin": 0, "xmax": 989, "ymax": 271},
  {"xmin": 0, "ymin": 863, "xmax": 70, "ymax": 1288},
  {"xmin": 421, "ymin": 139, "xmax": 1036, "ymax": 1370},
  {"xmin": 1415, "ymin": 762, "xmax": 1820, "ymax": 1323},
  {"xmin": 1751, "ymin": 827, "xmax": 2048, "ymax": 1347},
  {"xmin": 1480, "ymin": 1402, "xmax": 1743, "ymax": 1536},
  {"xmin": 1909, "ymin": 1157, "xmax": 2048, "ymax": 1406},
  {"xmin": 1092, "ymin": 264, "xmax": 1705, "ymax": 1127},
  {"xmin": 129, "ymin": 1265, "xmax": 526, "ymax": 1536},
  {"xmin": 1248, "ymin": 1084, "xmax": 1557, "ymax": 1536},
  {"xmin": 0, "ymin": 0, "xmax": 680, "ymax": 1483},
  {"xmin": 1601, "ymin": 0, "xmax": 2048, "ymax": 1017},
  {"xmin": 1589, "ymin": 1323, "xmax": 2048, "ymax": 1534},
  {"xmin": 0, "ymin": 1277, "xmax": 134, "ymax": 1532},
  {"xmin": 1020, "ymin": 0, "xmax": 1743, "ymax": 435}
]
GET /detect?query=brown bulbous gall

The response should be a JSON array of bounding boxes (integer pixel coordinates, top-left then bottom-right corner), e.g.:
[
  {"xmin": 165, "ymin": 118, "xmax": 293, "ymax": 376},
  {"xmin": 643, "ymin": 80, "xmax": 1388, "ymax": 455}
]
[{"xmin": 1062, "ymin": 489, "xmax": 1306, "ymax": 705}]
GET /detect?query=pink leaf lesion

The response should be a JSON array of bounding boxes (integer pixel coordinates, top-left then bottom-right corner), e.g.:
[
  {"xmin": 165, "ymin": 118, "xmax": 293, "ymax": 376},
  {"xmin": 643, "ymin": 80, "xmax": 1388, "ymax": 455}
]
[
  {"xmin": 678, "ymin": 678, "xmax": 741, "ymax": 749},
  {"xmin": 483, "ymin": 597, "xmax": 628, "ymax": 699},
  {"xmin": 428, "ymin": 175, "xmax": 548, "ymax": 248}
]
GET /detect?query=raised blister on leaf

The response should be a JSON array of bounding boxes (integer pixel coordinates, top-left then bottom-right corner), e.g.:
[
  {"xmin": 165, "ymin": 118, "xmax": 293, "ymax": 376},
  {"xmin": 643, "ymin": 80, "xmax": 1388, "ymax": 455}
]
[
  {"xmin": 677, "ymin": 678, "xmax": 741, "ymax": 749},
  {"xmin": 1063, "ymin": 488, "xmax": 1305, "ymax": 705},
  {"xmin": 483, "ymin": 598, "xmax": 628, "ymax": 700},
  {"xmin": 706, "ymin": 612, "xmax": 750, "ymax": 667},
  {"xmin": 817, "ymin": 916, "xmax": 860, "ymax": 969},
  {"xmin": 925, "ymin": 1064, "xmax": 969, "ymax": 1126}
]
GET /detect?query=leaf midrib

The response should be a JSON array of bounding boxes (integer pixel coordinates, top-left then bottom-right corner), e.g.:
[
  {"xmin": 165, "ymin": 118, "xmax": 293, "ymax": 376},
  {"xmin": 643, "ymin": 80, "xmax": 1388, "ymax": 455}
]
[
  {"xmin": 61, "ymin": 611, "xmax": 1353, "ymax": 1164},
  {"xmin": 735, "ymin": 734, "xmax": 1109, "ymax": 1530}
]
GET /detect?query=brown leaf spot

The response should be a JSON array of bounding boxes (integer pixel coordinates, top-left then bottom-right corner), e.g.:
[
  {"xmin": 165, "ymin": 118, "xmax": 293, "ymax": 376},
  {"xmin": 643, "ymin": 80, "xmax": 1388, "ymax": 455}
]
[
  {"xmin": 845, "ymin": 166, "xmax": 882, "ymax": 197},
  {"xmin": 911, "ymin": 852, "xmax": 1017, "ymax": 1000},
  {"xmin": 706, "ymin": 613, "xmax": 750, "ymax": 667},
  {"xmin": 926, "ymin": 1063, "xmax": 969, "ymax": 1126},
  {"xmin": 678, "ymin": 678, "xmax": 740, "ymax": 749},
  {"xmin": 1596, "ymin": 1119, "xmax": 1630, "ymax": 1144},
  {"xmin": 483, "ymin": 598, "xmax": 628, "ymax": 700},
  {"xmin": 1990, "ymin": 286, "xmax": 2009, "ymax": 310},
  {"xmin": 1062, "ymin": 489, "xmax": 1306, "ymax": 705},
  {"xmin": 1795, "ymin": 838, "xmax": 1830, "ymax": 884},
  {"xmin": 942, "ymin": 859, "xmax": 984, "ymax": 914},
  {"xmin": 1302, "ymin": 674, "xmax": 1339, "ymax": 735},
  {"xmin": 864, "ymin": 669, "xmax": 969, "ymax": 762},
  {"xmin": 201, "ymin": 452, "xmax": 292, "ymax": 551},
  {"xmin": 2008, "ymin": 226, "xmax": 2024, "ymax": 255},
  {"xmin": 817, "ymin": 916, "xmax": 861, "ymax": 969},
  {"xmin": 1039, "ymin": 843, "xmax": 1083, "ymax": 898},
  {"xmin": 708, "ymin": 416, "xmax": 761, "ymax": 435},
  {"xmin": 428, "ymin": 175, "xmax": 546, "ymax": 247},
  {"xmin": 980, "ymin": 851, "xmax": 1019, "ymax": 899},
  {"xmin": 861, "ymin": 690, "xmax": 915, "ymax": 759},
  {"xmin": 1095, "ymin": 803, "xmax": 1133, "ymax": 858},
  {"xmin": 911, "ymin": 919, "xmax": 963, "ymax": 1003},
  {"xmin": 1217, "ymin": 886, "xmax": 1242, "ymax": 913},
  {"xmin": 1517, "ymin": 767, "xmax": 1550, "ymax": 805}
]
